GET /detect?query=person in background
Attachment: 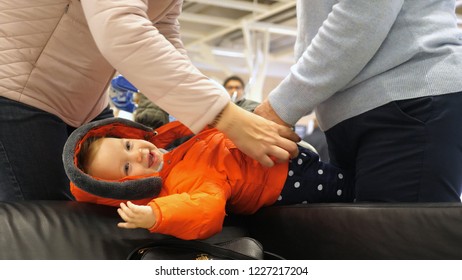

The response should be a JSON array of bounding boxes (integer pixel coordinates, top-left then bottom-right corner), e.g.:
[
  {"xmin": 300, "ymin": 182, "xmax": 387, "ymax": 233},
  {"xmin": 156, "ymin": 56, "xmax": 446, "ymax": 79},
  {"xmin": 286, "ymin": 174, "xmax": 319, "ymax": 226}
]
[
  {"xmin": 67, "ymin": 118, "xmax": 353, "ymax": 240},
  {"xmin": 223, "ymin": 76, "xmax": 260, "ymax": 112},
  {"xmin": 0, "ymin": 0, "xmax": 299, "ymax": 201},
  {"xmin": 255, "ymin": 0, "xmax": 462, "ymax": 202},
  {"xmin": 134, "ymin": 93, "xmax": 170, "ymax": 130}
]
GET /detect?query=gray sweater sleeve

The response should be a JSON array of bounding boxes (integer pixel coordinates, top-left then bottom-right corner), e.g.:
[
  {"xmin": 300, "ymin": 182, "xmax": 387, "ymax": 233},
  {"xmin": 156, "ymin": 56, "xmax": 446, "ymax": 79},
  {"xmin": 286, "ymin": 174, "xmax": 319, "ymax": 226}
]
[{"xmin": 268, "ymin": 0, "xmax": 404, "ymax": 125}]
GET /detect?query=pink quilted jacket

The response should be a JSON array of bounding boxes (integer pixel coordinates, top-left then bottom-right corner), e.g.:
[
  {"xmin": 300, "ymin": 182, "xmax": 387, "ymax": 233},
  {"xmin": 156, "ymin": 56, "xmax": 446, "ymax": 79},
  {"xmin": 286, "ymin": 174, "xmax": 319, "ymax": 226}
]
[{"xmin": 0, "ymin": 0, "xmax": 228, "ymax": 132}]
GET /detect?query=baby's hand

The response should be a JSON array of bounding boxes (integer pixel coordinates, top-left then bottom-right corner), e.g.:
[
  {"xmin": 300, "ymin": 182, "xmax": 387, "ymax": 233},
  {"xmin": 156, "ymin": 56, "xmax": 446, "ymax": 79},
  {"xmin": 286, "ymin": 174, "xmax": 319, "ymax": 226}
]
[{"xmin": 117, "ymin": 201, "xmax": 156, "ymax": 229}]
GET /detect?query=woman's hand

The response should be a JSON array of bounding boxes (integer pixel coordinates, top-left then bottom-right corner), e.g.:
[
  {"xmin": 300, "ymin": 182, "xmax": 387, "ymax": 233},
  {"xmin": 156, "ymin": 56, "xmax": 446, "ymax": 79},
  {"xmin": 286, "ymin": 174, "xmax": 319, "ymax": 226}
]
[
  {"xmin": 215, "ymin": 102, "xmax": 300, "ymax": 167},
  {"xmin": 117, "ymin": 201, "xmax": 156, "ymax": 229},
  {"xmin": 254, "ymin": 99, "xmax": 292, "ymax": 127}
]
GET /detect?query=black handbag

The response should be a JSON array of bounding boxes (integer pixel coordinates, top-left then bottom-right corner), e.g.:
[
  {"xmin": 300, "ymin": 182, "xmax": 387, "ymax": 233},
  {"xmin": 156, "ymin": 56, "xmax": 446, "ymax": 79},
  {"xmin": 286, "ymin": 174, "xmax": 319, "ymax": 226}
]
[{"xmin": 127, "ymin": 237, "xmax": 284, "ymax": 260}]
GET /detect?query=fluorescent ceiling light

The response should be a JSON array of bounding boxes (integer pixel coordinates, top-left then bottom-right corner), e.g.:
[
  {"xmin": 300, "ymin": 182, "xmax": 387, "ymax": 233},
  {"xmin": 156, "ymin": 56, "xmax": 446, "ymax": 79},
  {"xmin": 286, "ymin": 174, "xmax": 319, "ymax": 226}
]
[{"xmin": 211, "ymin": 49, "xmax": 245, "ymax": 58}]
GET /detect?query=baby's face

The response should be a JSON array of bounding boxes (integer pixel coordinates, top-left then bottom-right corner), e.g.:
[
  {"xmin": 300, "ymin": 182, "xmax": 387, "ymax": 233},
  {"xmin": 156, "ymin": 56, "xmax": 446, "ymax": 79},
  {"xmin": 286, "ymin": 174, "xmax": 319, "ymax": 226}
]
[{"xmin": 87, "ymin": 138, "xmax": 164, "ymax": 180}]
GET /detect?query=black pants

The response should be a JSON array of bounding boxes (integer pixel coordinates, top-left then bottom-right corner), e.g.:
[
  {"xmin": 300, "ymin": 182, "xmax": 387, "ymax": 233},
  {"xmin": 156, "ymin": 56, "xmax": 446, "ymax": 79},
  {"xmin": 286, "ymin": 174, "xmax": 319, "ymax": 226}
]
[
  {"xmin": 325, "ymin": 92, "xmax": 462, "ymax": 202},
  {"xmin": 0, "ymin": 97, "xmax": 114, "ymax": 201}
]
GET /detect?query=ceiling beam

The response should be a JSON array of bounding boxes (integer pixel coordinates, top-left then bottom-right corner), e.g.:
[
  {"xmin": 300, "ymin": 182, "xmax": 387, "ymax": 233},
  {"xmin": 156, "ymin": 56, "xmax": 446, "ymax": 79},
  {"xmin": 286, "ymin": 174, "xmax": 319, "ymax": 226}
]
[
  {"xmin": 179, "ymin": 30, "xmax": 204, "ymax": 39},
  {"xmin": 247, "ymin": 22, "xmax": 297, "ymax": 36},
  {"xmin": 183, "ymin": 1, "xmax": 296, "ymax": 48},
  {"xmin": 184, "ymin": 0, "xmax": 270, "ymax": 13},
  {"xmin": 457, "ymin": 0, "xmax": 462, "ymax": 25},
  {"xmin": 180, "ymin": 12, "xmax": 238, "ymax": 27}
]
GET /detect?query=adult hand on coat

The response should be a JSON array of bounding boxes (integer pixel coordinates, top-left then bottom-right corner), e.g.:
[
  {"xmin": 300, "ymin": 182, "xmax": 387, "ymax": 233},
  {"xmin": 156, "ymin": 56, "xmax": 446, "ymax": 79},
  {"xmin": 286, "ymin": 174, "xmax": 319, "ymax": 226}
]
[
  {"xmin": 215, "ymin": 102, "xmax": 300, "ymax": 167},
  {"xmin": 117, "ymin": 201, "xmax": 156, "ymax": 229}
]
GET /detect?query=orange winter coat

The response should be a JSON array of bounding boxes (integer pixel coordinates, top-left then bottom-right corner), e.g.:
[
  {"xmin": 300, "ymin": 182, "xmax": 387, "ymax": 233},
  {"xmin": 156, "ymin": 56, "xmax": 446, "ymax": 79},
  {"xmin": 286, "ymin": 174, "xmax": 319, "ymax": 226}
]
[{"xmin": 72, "ymin": 121, "xmax": 288, "ymax": 240}]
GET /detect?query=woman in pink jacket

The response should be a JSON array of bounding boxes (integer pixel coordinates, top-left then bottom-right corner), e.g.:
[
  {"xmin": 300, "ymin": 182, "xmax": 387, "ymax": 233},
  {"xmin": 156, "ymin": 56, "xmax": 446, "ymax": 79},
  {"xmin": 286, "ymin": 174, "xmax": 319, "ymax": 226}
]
[{"xmin": 0, "ymin": 0, "xmax": 298, "ymax": 201}]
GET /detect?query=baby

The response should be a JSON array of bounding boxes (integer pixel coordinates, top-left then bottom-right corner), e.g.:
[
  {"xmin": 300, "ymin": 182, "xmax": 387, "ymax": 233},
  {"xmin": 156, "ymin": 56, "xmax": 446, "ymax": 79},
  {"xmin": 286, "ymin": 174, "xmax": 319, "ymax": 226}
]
[{"xmin": 65, "ymin": 118, "xmax": 353, "ymax": 240}]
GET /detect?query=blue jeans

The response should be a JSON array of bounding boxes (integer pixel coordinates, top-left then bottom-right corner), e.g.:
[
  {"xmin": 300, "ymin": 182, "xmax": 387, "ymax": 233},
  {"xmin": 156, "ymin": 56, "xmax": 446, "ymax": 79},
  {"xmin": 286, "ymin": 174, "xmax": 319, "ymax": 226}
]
[
  {"xmin": 325, "ymin": 92, "xmax": 462, "ymax": 202},
  {"xmin": 0, "ymin": 97, "xmax": 113, "ymax": 201}
]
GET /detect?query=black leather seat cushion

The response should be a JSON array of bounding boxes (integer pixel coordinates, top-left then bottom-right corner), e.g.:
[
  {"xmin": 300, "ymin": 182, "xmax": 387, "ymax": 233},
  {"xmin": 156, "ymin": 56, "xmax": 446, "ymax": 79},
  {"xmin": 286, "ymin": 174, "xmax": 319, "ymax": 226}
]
[
  {"xmin": 0, "ymin": 201, "xmax": 248, "ymax": 260},
  {"xmin": 1, "ymin": 201, "xmax": 461, "ymax": 259},
  {"xmin": 248, "ymin": 203, "xmax": 462, "ymax": 259}
]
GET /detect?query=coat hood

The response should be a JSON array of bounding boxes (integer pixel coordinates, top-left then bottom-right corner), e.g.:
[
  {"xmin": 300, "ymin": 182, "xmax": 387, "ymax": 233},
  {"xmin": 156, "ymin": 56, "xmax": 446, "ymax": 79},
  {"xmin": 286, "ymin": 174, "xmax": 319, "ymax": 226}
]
[{"xmin": 63, "ymin": 118, "xmax": 162, "ymax": 204}]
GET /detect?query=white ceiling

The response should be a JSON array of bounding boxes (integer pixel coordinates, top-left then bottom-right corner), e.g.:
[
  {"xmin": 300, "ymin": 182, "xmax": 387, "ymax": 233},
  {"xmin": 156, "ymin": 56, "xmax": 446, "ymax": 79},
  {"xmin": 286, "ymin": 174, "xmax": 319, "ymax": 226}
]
[{"xmin": 179, "ymin": 0, "xmax": 297, "ymax": 80}]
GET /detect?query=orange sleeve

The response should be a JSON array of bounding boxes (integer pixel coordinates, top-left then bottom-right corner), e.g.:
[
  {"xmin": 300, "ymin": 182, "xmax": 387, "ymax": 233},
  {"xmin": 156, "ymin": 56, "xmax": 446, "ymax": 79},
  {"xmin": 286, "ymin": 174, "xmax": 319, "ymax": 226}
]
[{"xmin": 147, "ymin": 182, "xmax": 227, "ymax": 240}]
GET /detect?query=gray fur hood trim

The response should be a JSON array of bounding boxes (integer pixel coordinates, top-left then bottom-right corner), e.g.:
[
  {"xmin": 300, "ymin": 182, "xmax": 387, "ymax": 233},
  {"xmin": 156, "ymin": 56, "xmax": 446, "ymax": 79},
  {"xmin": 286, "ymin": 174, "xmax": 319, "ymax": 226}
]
[{"xmin": 63, "ymin": 118, "xmax": 162, "ymax": 200}]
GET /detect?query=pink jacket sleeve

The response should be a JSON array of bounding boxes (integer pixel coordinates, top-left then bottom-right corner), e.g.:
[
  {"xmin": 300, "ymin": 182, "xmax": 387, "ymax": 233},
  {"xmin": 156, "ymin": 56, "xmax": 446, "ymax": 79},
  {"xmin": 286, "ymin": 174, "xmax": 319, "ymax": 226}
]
[{"xmin": 80, "ymin": 0, "xmax": 230, "ymax": 133}]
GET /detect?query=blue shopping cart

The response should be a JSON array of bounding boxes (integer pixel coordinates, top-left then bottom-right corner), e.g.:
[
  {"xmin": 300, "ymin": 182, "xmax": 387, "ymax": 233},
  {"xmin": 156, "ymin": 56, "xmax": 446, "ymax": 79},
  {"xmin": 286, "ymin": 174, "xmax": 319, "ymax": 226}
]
[{"xmin": 109, "ymin": 75, "xmax": 138, "ymax": 113}]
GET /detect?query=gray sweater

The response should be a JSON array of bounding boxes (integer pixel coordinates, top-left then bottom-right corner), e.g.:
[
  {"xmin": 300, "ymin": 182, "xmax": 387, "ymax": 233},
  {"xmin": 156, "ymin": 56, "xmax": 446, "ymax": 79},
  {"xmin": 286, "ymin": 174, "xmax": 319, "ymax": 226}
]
[{"xmin": 269, "ymin": 0, "xmax": 462, "ymax": 131}]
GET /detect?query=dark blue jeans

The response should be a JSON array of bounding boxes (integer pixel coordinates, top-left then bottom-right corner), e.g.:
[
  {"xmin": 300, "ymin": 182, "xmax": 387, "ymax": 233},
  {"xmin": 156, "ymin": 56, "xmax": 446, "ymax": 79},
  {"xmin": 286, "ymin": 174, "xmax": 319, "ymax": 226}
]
[
  {"xmin": 0, "ymin": 97, "xmax": 113, "ymax": 201},
  {"xmin": 325, "ymin": 92, "xmax": 462, "ymax": 202}
]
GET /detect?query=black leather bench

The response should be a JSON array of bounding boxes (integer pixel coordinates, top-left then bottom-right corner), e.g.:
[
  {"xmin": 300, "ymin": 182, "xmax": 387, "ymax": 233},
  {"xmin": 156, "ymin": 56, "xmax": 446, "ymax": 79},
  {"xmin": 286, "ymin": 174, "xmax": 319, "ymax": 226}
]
[{"xmin": 1, "ymin": 201, "xmax": 461, "ymax": 259}]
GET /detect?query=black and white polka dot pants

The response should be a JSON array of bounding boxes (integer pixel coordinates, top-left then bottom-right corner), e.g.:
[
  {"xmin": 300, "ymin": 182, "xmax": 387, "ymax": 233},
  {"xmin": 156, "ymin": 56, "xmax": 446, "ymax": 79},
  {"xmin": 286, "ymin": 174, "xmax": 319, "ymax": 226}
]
[{"xmin": 273, "ymin": 146, "xmax": 354, "ymax": 205}]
